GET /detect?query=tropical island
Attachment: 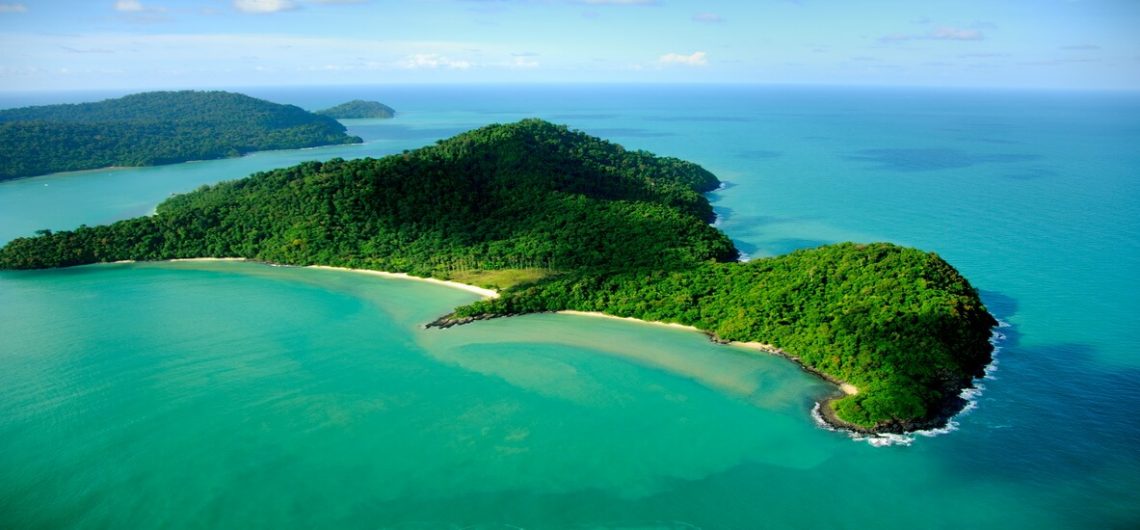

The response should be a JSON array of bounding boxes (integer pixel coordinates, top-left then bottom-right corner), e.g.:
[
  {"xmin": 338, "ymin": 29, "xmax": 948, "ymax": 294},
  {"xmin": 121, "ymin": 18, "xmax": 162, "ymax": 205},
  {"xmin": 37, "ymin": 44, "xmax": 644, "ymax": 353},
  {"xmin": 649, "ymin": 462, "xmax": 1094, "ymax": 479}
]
[
  {"xmin": 0, "ymin": 91, "xmax": 363, "ymax": 181},
  {"xmin": 0, "ymin": 119, "xmax": 996, "ymax": 434},
  {"xmin": 316, "ymin": 100, "xmax": 396, "ymax": 119}
]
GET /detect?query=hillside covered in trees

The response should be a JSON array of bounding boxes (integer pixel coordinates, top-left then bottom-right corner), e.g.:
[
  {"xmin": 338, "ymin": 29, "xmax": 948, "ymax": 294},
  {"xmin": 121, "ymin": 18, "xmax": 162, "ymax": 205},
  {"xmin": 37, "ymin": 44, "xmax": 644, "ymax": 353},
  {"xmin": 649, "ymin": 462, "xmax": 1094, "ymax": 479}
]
[
  {"xmin": 0, "ymin": 119, "xmax": 995, "ymax": 434},
  {"xmin": 316, "ymin": 100, "xmax": 396, "ymax": 119},
  {"xmin": 0, "ymin": 91, "xmax": 362, "ymax": 181}
]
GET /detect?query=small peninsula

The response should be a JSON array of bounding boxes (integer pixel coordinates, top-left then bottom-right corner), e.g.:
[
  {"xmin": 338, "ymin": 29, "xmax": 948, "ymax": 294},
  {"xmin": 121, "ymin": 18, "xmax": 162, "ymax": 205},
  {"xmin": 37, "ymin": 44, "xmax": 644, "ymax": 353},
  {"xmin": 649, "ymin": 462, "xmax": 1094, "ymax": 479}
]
[
  {"xmin": 316, "ymin": 100, "xmax": 396, "ymax": 119},
  {"xmin": 0, "ymin": 91, "xmax": 363, "ymax": 181},
  {"xmin": 0, "ymin": 119, "xmax": 996, "ymax": 434}
]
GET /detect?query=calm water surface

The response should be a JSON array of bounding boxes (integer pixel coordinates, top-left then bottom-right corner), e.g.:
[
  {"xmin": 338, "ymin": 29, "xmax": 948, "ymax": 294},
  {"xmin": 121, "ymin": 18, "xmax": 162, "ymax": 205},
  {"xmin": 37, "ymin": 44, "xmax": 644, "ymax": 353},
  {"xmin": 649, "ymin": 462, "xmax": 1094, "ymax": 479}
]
[{"xmin": 1, "ymin": 85, "xmax": 1137, "ymax": 528}]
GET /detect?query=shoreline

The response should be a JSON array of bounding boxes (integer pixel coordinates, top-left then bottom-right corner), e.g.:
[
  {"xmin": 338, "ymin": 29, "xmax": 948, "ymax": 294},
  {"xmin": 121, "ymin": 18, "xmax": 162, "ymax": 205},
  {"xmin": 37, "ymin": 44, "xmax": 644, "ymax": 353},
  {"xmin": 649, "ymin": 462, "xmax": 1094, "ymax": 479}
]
[
  {"xmin": 306, "ymin": 265, "xmax": 499, "ymax": 299},
  {"xmin": 114, "ymin": 258, "xmax": 500, "ymax": 300},
  {"xmin": 489, "ymin": 307, "xmax": 1000, "ymax": 438},
  {"xmin": 106, "ymin": 258, "xmax": 987, "ymax": 438},
  {"xmin": 555, "ymin": 310, "xmax": 859, "ymax": 397}
]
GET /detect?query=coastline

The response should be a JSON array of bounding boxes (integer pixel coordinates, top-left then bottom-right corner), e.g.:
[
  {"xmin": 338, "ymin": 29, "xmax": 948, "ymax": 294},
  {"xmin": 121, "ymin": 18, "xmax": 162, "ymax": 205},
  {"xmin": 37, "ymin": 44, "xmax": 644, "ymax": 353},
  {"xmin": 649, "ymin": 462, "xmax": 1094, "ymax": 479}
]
[
  {"xmin": 548, "ymin": 309, "xmax": 998, "ymax": 438},
  {"xmin": 555, "ymin": 310, "xmax": 859, "ymax": 397},
  {"xmin": 112, "ymin": 259, "xmax": 986, "ymax": 439},
  {"xmin": 114, "ymin": 258, "xmax": 500, "ymax": 300},
  {"xmin": 306, "ymin": 265, "xmax": 500, "ymax": 299}
]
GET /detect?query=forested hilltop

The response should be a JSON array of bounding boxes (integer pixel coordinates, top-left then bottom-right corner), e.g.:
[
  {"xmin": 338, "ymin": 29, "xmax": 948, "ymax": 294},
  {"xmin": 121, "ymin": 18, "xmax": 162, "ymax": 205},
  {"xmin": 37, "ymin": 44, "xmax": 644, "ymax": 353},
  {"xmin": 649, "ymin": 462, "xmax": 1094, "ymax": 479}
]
[
  {"xmin": 0, "ymin": 91, "xmax": 362, "ymax": 181},
  {"xmin": 317, "ymin": 100, "xmax": 396, "ymax": 119},
  {"xmin": 0, "ymin": 119, "xmax": 995, "ymax": 434}
]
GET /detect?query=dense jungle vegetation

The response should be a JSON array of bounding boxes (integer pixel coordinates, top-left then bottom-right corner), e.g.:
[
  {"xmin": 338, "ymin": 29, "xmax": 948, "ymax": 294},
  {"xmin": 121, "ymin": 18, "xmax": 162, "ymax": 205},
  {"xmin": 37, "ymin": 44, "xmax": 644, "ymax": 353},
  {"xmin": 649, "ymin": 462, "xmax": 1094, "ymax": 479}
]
[
  {"xmin": 0, "ymin": 91, "xmax": 362, "ymax": 181},
  {"xmin": 0, "ymin": 118, "xmax": 995, "ymax": 432}
]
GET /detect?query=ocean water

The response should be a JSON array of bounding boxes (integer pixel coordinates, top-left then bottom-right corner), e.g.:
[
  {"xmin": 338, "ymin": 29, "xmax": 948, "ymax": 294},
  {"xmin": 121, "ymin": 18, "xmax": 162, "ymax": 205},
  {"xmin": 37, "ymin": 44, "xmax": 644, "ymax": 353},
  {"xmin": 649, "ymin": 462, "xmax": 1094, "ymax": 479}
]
[{"xmin": 1, "ymin": 85, "xmax": 1138, "ymax": 528}]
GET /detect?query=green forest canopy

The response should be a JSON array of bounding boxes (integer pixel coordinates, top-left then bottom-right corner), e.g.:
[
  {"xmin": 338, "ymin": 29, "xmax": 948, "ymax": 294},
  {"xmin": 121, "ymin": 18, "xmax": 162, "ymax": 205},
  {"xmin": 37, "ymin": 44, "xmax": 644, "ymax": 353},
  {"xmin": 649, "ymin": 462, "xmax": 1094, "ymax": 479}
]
[
  {"xmin": 0, "ymin": 91, "xmax": 362, "ymax": 181},
  {"xmin": 316, "ymin": 100, "xmax": 396, "ymax": 119},
  {"xmin": 0, "ymin": 118, "xmax": 995, "ymax": 433}
]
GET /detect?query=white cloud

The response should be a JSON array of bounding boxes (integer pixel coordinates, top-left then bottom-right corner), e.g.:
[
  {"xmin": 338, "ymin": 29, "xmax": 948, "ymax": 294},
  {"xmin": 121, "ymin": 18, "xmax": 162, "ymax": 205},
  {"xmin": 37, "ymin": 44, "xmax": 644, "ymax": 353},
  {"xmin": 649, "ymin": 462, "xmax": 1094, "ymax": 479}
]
[
  {"xmin": 0, "ymin": 3, "xmax": 27, "ymax": 13},
  {"xmin": 510, "ymin": 56, "xmax": 539, "ymax": 69},
  {"xmin": 882, "ymin": 27, "xmax": 984, "ymax": 43},
  {"xmin": 400, "ymin": 53, "xmax": 472, "ymax": 70},
  {"xmin": 234, "ymin": 0, "xmax": 297, "ymax": 13},
  {"xmin": 929, "ymin": 27, "xmax": 983, "ymax": 41},
  {"xmin": 114, "ymin": 0, "xmax": 144, "ymax": 12},
  {"xmin": 659, "ymin": 51, "xmax": 707, "ymax": 66},
  {"xmin": 692, "ymin": 12, "xmax": 722, "ymax": 23}
]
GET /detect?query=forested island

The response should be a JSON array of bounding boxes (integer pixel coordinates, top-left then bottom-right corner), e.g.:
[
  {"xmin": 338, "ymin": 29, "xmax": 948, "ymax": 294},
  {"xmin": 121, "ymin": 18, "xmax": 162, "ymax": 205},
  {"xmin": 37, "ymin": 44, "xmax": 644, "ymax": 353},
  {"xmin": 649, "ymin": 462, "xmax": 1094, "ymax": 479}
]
[
  {"xmin": 316, "ymin": 100, "xmax": 396, "ymax": 119},
  {"xmin": 0, "ymin": 119, "xmax": 996, "ymax": 434},
  {"xmin": 0, "ymin": 91, "xmax": 362, "ymax": 181}
]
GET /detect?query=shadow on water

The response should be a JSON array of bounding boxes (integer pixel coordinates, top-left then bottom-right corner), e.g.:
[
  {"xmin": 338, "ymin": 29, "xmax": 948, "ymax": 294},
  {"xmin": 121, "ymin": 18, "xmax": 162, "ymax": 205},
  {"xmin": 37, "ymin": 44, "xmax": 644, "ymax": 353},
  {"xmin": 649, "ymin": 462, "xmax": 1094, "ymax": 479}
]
[
  {"xmin": 844, "ymin": 148, "xmax": 1041, "ymax": 172},
  {"xmin": 939, "ymin": 341, "xmax": 1140, "ymax": 524},
  {"xmin": 732, "ymin": 239, "xmax": 759, "ymax": 258},
  {"xmin": 924, "ymin": 290, "xmax": 1140, "ymax": 525},
  {"xmin": 930, "ymin": 293, "xmax": 1140, "ymax": 522},
  {"xmin": 979, "ymin": 290, "xmax": 1019, "ymax": 325}
]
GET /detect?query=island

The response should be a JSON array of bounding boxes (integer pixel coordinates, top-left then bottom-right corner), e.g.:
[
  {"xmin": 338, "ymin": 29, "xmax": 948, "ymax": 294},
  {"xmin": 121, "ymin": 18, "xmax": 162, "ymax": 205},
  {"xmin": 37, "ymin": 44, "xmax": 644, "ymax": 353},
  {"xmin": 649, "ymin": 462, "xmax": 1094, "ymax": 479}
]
[
  {"xmin": 0, "ymin": 91, "xmax": 363, "ymax": 181},
  {"xmin": 0, "ymin": 119, "xmax": 997, "ymax": 434},
  {"xmin": 316, "ymin": 100, "xmax": 396, "ymax": 119}
]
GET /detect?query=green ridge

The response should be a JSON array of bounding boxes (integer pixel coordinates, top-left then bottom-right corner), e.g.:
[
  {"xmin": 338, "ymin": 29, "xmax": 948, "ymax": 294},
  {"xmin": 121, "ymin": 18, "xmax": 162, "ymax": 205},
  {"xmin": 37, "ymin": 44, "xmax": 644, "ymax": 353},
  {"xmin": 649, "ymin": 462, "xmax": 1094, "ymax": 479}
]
[
  {"xmin": 0, "ymin": 118, "xmax": 995, "ymax": 433},
  {"xmin": 0, "ymin": 91, "xmax": 363, "ymax": 181}
]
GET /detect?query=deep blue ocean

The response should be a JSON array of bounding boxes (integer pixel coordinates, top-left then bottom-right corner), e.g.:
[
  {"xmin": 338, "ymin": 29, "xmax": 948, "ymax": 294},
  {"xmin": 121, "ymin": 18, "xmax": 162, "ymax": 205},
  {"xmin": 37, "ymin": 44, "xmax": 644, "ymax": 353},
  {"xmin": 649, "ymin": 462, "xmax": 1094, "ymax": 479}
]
[{"xmin": 1, "ymin": 85, "xmax": 1138, "ymax": 528}]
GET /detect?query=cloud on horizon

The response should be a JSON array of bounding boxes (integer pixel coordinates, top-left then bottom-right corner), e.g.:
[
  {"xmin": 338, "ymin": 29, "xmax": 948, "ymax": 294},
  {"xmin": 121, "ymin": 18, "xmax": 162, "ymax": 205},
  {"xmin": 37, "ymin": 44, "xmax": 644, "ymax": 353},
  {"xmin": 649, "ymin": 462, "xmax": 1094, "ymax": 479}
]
[
  {"xmin": 692, "ymin": 12, "xmax": 723, "ymax": 23},
  {"xmin": 659, "ymin": 51, "xmax": 707, "ymax": 66},
  {"xmin": 400, "ymin": 53, "xmax": 473, "ymax": 70},
  {"xmin": 234, "ymin": 0, "xmax": 297, "ymax": 14},
  {"xmin": 114, "ymin": 0, "xmax": 144, "ymax": 12},
  {"xmin": 881, "ymin": 26, "xmax": 984, "ymax": 43}
]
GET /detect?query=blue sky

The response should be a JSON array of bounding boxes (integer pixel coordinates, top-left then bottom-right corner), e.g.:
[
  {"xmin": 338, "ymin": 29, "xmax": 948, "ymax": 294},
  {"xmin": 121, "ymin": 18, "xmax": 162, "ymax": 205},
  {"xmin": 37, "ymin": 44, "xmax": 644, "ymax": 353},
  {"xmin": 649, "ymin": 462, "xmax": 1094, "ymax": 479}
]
[{"xmin": 0, "ymin": 0, "xmax": 1137, "ymax": 91}]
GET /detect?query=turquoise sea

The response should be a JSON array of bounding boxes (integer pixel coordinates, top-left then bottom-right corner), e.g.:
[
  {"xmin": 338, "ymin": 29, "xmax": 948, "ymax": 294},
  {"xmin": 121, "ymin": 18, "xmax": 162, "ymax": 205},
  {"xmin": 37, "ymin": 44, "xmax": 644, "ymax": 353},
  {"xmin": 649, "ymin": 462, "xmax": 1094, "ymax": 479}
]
[{"xmin": 1, "ymin": 85, "xmax": 1138, "ymax": 529}]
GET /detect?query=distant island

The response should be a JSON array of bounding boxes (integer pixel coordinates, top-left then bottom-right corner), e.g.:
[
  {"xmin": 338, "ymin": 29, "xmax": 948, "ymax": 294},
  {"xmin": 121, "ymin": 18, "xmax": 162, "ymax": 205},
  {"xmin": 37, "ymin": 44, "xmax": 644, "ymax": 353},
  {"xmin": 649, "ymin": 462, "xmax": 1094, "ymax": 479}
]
[
  {"xmin": 0, "ymin": 119, "xmax": 996, "ymax": 434},
  {"xmin": 0, "ymin": 91, "xmax": 363, "ymax": 181},
  {"xmin": 316, "ymin": 100, "xmax": 396, "ymax": 119}
]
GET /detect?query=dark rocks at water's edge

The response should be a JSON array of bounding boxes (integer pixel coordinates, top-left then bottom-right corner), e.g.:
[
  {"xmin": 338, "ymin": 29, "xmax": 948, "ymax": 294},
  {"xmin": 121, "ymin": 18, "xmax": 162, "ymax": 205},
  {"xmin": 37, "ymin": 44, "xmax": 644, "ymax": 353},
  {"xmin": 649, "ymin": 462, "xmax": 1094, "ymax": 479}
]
[
  {"xmin": 817, "ymin": 354, "xmax": 993, "ymax": 436},
  {"xmin": 424, "ymin": 312, "xmax": 508, "ymax": 329}
]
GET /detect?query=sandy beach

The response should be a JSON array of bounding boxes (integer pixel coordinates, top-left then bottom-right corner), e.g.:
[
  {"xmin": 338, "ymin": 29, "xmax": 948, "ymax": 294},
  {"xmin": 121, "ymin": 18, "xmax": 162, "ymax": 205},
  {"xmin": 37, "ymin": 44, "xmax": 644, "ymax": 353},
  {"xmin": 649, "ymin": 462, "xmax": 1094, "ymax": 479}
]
[
  {"xmin": 556, "ymin": 310, "xmax": 701, "ymax": 331},
  {"xmin": 168, "ymin": 257, "xmax": 248, "ymax": 262},
  {"xmin": 306, "ymin": 265, "xmax": 500, "ymax": 299},
  {"xmin": 131, "ymin": 258, "xmax": 500, "ymax": 299},
  {"xmin": 556, "ymin": 307, "xmax": 857, "ymax": 394},
  {"xmin": 557, "ymin": 310, "xmax": 859, "ymax": 396}
]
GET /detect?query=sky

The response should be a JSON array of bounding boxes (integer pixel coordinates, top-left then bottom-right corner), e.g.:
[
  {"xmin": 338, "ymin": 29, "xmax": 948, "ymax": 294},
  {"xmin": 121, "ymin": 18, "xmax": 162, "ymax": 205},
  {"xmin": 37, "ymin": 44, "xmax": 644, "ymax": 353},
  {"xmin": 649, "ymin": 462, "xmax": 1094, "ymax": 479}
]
[{"xmin": 0, "ymin": 0, "xmax": 1138, "ymax": 91}]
